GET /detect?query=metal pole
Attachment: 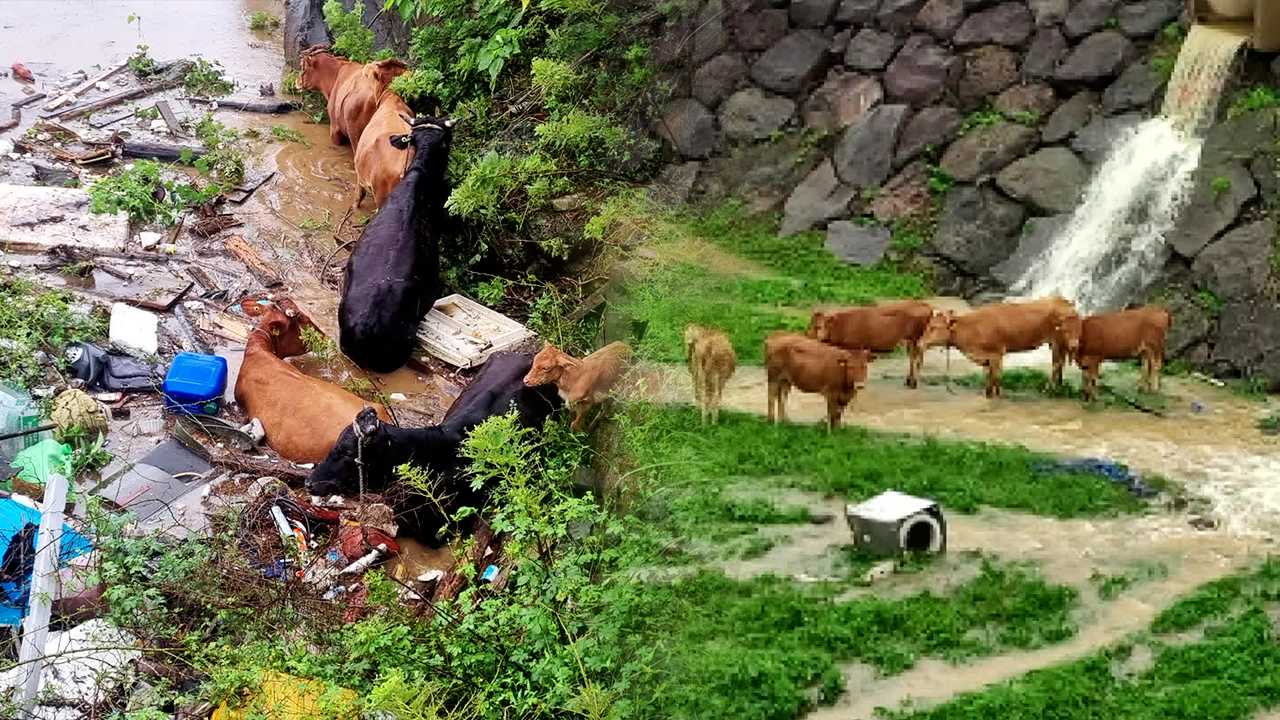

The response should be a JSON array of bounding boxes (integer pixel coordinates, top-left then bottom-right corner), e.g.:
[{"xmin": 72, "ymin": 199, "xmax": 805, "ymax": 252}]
[{"xmin": 17, "ymin": 472, "xmax": 69, "ymax": 719}]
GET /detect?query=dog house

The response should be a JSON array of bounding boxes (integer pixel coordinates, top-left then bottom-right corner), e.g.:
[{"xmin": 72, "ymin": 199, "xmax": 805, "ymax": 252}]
[
  {"xmin": 416, "ymin": 294, "xmax": 536, "ymax": 369},
  {"xmin": 1189, "ymin": 0, "xmax": 1280, "ymax": 51},
  {"xmin": 845, "ymin": 490, "xmax": 946, "ymax": 556}
]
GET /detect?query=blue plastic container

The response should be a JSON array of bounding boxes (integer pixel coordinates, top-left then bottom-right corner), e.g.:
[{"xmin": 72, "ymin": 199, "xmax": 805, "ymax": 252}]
[{"xmin": 162, "ymin": 352, "xmax": 228, "ymax": 416}]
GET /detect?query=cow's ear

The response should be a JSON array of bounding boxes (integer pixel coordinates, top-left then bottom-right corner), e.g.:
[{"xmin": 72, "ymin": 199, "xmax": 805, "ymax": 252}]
[
  {"xmin": 264, "ymin": 317, "xmax": 288, "ymax": 337},
  {"xmin": 444, "ymin": 118, "xmax": 455, "ymax": 128},
  {"xmin": 389, "ymin": 134, "xmax": 411, "ymax": 149}
]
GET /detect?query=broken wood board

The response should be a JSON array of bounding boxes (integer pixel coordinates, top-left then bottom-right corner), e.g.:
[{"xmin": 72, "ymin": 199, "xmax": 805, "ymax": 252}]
[
  {"xmin": 415, "ymin": 294, "xmax": 535, "ymax": 369},
  {"xmin": 183, "ymin": 98, "xmax": 299, "ymax": 114},
  {"xmin": 113, "ymin": 276, "xmax": 194, "ymax": 312},
  {"xmin": 89, "ymin": 108, "xmax": 134, "ymax": 129},
  {"xmin": 52, "ymin": 86, "xmax": 149, "ymax": 120},
  {"xmin": 44, "ymin": 62, "xmax": 128, "ymax": 111},
  {"xmin": 155, "ymin": 100, "xmax": 182, "ymax": 135},
  {"xmin": 198, "ymin": 312, "xmax": 250, "ymax": 342},
  {"xmin": 225, "ymin": 235, "xmax": 283, "ymax": 287},
  {"xmin": 120, "ymin": 139, "xmax": 206, "ymax": 163},
  {"xmin": 13, "ymin": 94, "xmax": 47, "ymax": 110},
  {"xmin": 0, "ymin": 184, "xmax": 128, "ymax": 252}
]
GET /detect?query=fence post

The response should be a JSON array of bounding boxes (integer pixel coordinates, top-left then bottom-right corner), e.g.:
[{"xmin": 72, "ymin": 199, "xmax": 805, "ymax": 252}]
[{"xmin": 17, "ymin": 471, "xmax": 69, "ymax": 718}]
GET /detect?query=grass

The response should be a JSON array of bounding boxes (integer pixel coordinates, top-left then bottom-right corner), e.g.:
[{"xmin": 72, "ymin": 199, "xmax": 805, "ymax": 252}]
[
  {"xmin": 270, "ymin": 124, "xmax": 311, "ymax": 147},
  {"xmin": 249, "ymin": 11, "xmax": 281, "ymax": 30},
  {"xmin": 620, "ymin": 201, "xmax": 929, "ymax": 364},
  {"xmin": 1227, "ymin": 84, "xmax": 1280, "ymax": 120},
  {"xmin": 919, "ymin": 368, "xmax": 1176, "ymax": 414},
  {"xmin": 0, "ymin": 279, "xmax": 108, "ymax": 387},
  {"xmin": 886, "ymin": 558, "xmax": 1280, "ymax": 720}
]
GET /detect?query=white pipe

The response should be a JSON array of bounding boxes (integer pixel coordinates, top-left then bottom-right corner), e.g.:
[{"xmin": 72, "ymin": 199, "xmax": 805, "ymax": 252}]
[
  {"xmin": 339, "ymin": 544, "xmax": 387, "ymax": 575},
  {"xmin": 17, "ymin": 472, "xmax": 69, "ymax": 719}
]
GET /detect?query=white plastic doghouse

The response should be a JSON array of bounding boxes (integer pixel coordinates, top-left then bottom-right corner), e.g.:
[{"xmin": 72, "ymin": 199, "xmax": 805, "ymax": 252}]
[
  {"xmin": 845, "ymin": 490, "xmax": 946, "ymax": 556},
  {"xmin": 415, "ymin": 294, "xmax": 535, "ymax": 369}
]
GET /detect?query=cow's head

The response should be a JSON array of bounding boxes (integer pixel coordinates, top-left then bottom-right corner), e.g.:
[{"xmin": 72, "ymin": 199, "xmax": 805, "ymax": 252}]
[
  {"xmin": 809, "ymin": 309, "xmax": 832, "ymax": 341},
  {"xmin": 1055, "ymin": 310, "xmax": 1083, "ymax": 358},
  {"xmin": 523, "ymin": 341, "xmax": 572, "ymax": 387},
  {"xmin": 918, "ymin": 309, "xmax": 955, "ymax": 348},
  {"xmin": 389, "ymin": 114, "xmax": 456, "ymax": 153},
  {"xmin": 297, "ymin": 44, "xmax": 334, "ymax": 91},
  {"xmin": 839, "ymin": 348, "xmax": 871, "ymax": 393},
  {"xmin": 683, "ymin": 324, "xmax": 707, "ymax": 358},
  {"xmin": 306, "ymin": 405, "xmax": 387, "ymax": 497},
  {"xmin": 240, "ymin": 296, "xmax": 323, "ymax": 359},
  {"xmin": 362, "ymin": 58, "xmax": 411, "ymax": 92}
]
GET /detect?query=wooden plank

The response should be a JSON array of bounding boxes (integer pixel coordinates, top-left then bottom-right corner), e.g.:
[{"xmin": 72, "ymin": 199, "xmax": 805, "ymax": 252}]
[
  {"xmin": 12, "ymin": 93, "xmax": 47, "ymax": 109},
  {"xmin": 155, "ymin": 100, "xmax": 183, "ymax": 135},
  {"xmin": 184, "ymin": 98, "xmax": 299, "ymax": 114},
  {"xmin": 53, "ymin": 86, "xmax": 148, "ymax": 120},
  {"xmin": 43, "ymin": 61, "xmax": 128, "ymax": 111},
  {"xmin": 225, "ymin": 234, "xmax": 283, "ymax": 287},
  {"xmin": 89, "ymin": 108, "xmax": 134, "ymax": 129},
  {"xmin": 120, "ymin": 139, "xmax": 207, "ymax": 162},
  {"xmin": 415, "ymin": 294, "xmax": 534, "ymax": 369}
]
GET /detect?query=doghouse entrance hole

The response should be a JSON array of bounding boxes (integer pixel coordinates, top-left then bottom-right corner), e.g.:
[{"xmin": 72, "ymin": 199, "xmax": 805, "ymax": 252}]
[{"xmin": 903, "ymin": 519, "xmax": 936, "ymax": 551}]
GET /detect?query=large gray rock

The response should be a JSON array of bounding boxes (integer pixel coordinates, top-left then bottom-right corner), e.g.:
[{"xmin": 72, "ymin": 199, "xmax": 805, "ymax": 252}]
[
  {"xmin": 845, "ymin": 29, "xmax": 902, "ymax": 72},
  {"xmin": 693, "ymin": 0, "xmax": 729, "ymax": 64},
  {"xmin": 958, "ymin": 45, "xmax": 1020, "ymax": 107},
  {"xmin": 883, "ymin": 35, "xmax": 962, "ymax": 106},
  {"xmin": 802, "ymin": 71, "xmax": 884, "ymax": 132},
  {"xmin": 915, "ymin": 0, "xmax": 966, "ymax": 39},
  {"xmin": 894, "ymin": 105, "xmax": 963, "ymax": 165},
  {"xmin": 994, "ymin": 84, "xmax": 1058, "ymax": 117},
  {"xmin": 1069, "ymin": 111, "xmax": 1142, "ymax": 163},
  {"xmin": 826, "ymin": 221, "xmax": 894, "ymax": 265},
  {"xmin": 1215, "ymin": 300, "xmax": 1280, "ymax": 385},
  {"xmin": 752, "ymin": 30, "xmax": 829, "ymax": 94},
  {"xmin": 651, "ymin": 17, "xmax": 695, "ymax": 65},
  {"xmin": 781, "ymin": 160, "xmax": 858, "ymax": 236},
  {"xmin": 693, "ymin": 54, "xmax": 751, "ymax": 109},
  {"xmin": 1043, "ymin": 90, "xmax": 1099, "ymax": 142},
  {"xmin": 1117, "ymin": 0, "xmax": 1181, "ymax": 37},
  {"xmin": 284, "ymin": 0, "xmax": 331, "ymax": 67},
  {"xmin": 930, "ymin": 185, "xmax": 1028, "ymax": 274},
  {"xmin": 1192, "ymin": 219, "xmax": 1277, "ymax": 301},
  {"xmin": 646, "ymin": 161, "xmax": 704, "ymax": 209},
  {"xmin": 878, "ymin": 0, "xmax": 929, "ymax": 33},
  {"xmin": 1168, "ymin": 162, "xmax": 1258, "ymax": 258},
  {"xmin": 835, "ymin": 0, "xmax": 881, "ymax": 24},
  {"xmin": 952, "ymin": 2, "xmax": 1034, "ymax": 47},
  {"xmin": 939, "ymin": 122, "xmax": 1039, "ymax": 181},
  {"xmin": 1064, "ymin": 0, "xmax": 1120, "ymax": 39},
  {"xmin": 1102, "ymin": 61, "xmax": 1164, "ymax": 115},
  {"xmin": 1250, "ymin": 152, "xmax": 1280, "ymax": 198},
  {"xmin": 732, "ymin": 9, "xmax": 790, "ymax": 51},
  {"xmin": 791, "ymin": 0, "xmax": 841, "ymax": 27},
  {"xmin": 718, "ymin": 88, "xmax": 797, "ymax": 140},
  {"xmin": 1200, "ymin": 110, "xmax": 1277, "ymax": 167},
  {"xmin": 1026, "ymin": 0, "xmax": 1069, "ymax": 26},
  {"xmin": 833, "ymin": 104, "xmax": 910, "ymax": 188},
  {"xmin": 1021, "ymin": 27, "xmax": 1068, "ymax": 80},
  {"xmin": 990, "ymin": 214, "xmax": 1069, "ymax": 286},
  {"xmin": 995, "ymin": 147, "xmax": 1088, "ymax": 213},
  {"xmin": 654, "ymin": 99, "xmax": 718, "ymax": 159},
  {"xmin": 1159, "ymin": 289, "xmax": 1213, "ymax": 358},
  {"xmin": 1054, "ymin": 31, "xmax": 1135, "ymax": 83},
  {"xmin": 700, "ymin": 133, "xmax": 823, "ymax": 212},
  {"xmin": 869, "ymin": 161, "xmax": 935, "ymax": 221}
]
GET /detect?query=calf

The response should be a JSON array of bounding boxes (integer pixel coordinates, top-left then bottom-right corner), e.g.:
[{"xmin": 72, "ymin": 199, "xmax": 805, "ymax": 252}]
[
  {"xmin": 1066, "ymin": 305, "xmax": 1172, "ymax": 402},
  {"xmin": 298, "ymin": 46, "xmax": 408, "ymax": 150},
  {"xmin": 684, "ymin": 324, "xmax": 736, "ymax": 424},
  {"xmin": 305, "ymin": 351, "xmax": 563, "ymax": 546},
  {"xmin": 810, "ymin": 299, "xmax": 934, "ymax": 389},
  {"xmin": 339, "ymin": 114, "xmax": 455, "ymax": 374},
  {"xmin": 353, "ymin": 85, "xmax": 414, "ymax": 209},
  {"xmin": 234, "ymin": 297, "xmax": 393, "ymax": 464},
  {"xmin": 764, "ymin": 331, "xmax": 871, "ymax": 432},
  {"xmin": 523, "ymin": 341, "xmax": 634, "ymax": 431},
  {"xmin": 918, "ymin": 296, "xmax": 1082, "ymax": 398}
]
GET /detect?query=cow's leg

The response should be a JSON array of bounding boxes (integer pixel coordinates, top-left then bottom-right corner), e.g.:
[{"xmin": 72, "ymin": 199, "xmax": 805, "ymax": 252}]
[
  {"xmin": 1082, "ymin": 360, "xmax": 1099, "ymax": 402},
  {"xmin": 711, "ymin": 377, "xmax": 723, "ymax": 424},
  {"xmin": 906, "ymin": 342, "xmax": 921, "ymax": 389},
  {"xmin": 1151, "ymin": 349, "xmax": 1163, "ymax": 393},
  {"xmin": 778, "ymin": 382, "xmax": 790, "ymax": 423},
  {"xmin": 570, "ymin": 402, "xmax": 591, "ymax": 431},
  {"xmin": 353, "ymin": 184, "xmax": 367, "ymax": 209},
  {"xmin": 329, "ymin": 122, "xmax": 346, "ymax": 146},
  {"xmin": 1050, "ymin": 343, "xmax": 1064, "ymax": 389},
  {"xmin": 988, "ymin": 356, "xmax": 1005, "ymax": 398},
  {"xmin": 767, "ymin": 379, "xmax": 778, "ymax": 424}
]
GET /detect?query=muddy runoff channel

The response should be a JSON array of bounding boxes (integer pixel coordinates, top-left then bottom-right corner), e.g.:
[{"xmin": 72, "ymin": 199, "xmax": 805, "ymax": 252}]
[{"xmin": 629, "ymin": 295, "xmax": 1280, "ymax": 717}]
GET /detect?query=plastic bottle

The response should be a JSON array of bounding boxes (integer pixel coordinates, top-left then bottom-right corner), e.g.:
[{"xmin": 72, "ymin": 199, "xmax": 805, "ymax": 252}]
[{"xmin": 0, "ymin": 384, "xmax": 48, "ymax": 467}]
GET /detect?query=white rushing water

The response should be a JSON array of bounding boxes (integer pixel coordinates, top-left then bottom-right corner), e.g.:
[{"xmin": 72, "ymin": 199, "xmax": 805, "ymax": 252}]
[{"xmin": 1011, "ymin": 24, "xmax": 1249, "ymax": 314}]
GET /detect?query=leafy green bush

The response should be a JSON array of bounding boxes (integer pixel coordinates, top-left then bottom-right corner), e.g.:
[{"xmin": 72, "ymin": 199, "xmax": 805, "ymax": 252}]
[
  {"xmin": 182, "ymin": 57, "xmax": 234, "ymax": 97},
  {"xmin": 249, "ymin": 11, "xmax": 281, "ymax": 30},
  {"xmin": 322, "ymin": 0, "xmax": 374, "ymax": 62},
  {"xmin": 0, "ymin": 280, "xmax": 108, "ymax": 386},
  {"xmin": 88, "ymin": 160, "xmax": 220, "ymax": 225}
]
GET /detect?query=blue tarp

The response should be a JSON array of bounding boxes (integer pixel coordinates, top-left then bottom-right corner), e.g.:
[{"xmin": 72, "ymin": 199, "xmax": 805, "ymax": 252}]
[
  {"xmin": 0, "ymin": 497, "xmax": 94, "ymax": 627},
  {"xmin": 1030, "ymin": 457, "xmax": 1157, "ymax": 498}
]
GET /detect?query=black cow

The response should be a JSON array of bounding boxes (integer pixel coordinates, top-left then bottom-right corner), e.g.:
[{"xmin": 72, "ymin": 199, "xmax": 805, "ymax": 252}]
[
  {"xmin": 305, "ymin": 351, "xmax": 563, "ymax": 546},
  {"xmin": 339, "ymin": 114, "xmax": 455, "ymax": 374}
]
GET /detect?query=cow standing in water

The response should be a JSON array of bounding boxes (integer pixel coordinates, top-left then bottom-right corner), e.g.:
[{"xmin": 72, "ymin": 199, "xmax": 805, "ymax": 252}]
[
  {"xmin": 297, "ymin": 46, "xmax": 409, "ymax": 150},
  {"xmin": 353, "ymin": 81, "xmax": 416, "ymax": 209},
  {"xmin": 810, "ymin": 300, "xmax": 935, "ymax": 388},
  {"xmin": 1064, "ymin": 305, "xmax": 1172, "ymax": 402},
  {"xmin": 339, "ymin": 115, "xmax": 455, "ymax": 374}
]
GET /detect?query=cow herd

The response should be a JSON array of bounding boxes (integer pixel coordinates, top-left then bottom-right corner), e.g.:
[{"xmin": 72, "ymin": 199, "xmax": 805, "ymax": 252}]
[{"xmin": 685, "ymin": 296, "xmax": 1174, "ymax": 431}]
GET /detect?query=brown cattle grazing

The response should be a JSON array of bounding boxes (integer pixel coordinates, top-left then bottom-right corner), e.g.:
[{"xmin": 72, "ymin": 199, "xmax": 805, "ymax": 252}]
[
  {"xmin": 523, "ymin": 341, "xmax": 634, "ymax": 431},
  {"xmin": 684, "ymin": 324, "xmax": 736, "ymax": 424},
  {"xmin": 810, "ymin": 299, "xmax": 934, "ymax": 389},
  {"xmin": 764, "ymin": 331, "xmax": 871, "ymax": 432},
  {"xmin": 298, "ymin": 46, "xmax": 409, "ymax": 150},
  {"xmin": 918, "ymin": 296, "xmax": 1082, "ymax": 398},
  {"xmin": 354, "ymin": 88, "xmax": 414, "ymax": 209},
  {"xmin": 1067, "ymin": 305, "xmax": 1172, "ymax": 402},
  {"xmin": 234, "ymin": 297, "xmax": 393, "ymax": 464}
]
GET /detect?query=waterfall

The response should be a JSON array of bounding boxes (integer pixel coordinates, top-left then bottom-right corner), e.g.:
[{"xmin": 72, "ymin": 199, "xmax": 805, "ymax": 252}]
[{"xmin": 1010, "ymin": 24, "xmax": 1250, "ymax": 315}]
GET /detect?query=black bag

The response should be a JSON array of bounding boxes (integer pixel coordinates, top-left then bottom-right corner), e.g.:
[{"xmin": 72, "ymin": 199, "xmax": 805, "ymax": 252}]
[
  {"xmin": 0, "ymin": 522, "xmax": 38, "ymax": 584},
  {"xmin": 65, "ymin": 342, "xmax": 167, "ymax": 393}
]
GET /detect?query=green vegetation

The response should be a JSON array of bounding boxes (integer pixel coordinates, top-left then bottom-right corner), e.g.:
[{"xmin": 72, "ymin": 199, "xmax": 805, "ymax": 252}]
[
  {"xmin": 299, "ymin": 326, "xmax": 337, "ymax": 363},
  {"xmin": 960, "ymin": 109, "xmax": 1004, "ymax": 134},
  {"xmin": 1211, "ymin": 175, "xmax": 1232, "ymax": 198},
  {"xmin": 249, "ymin": 11, "xmax": 281, "ymax": 30},
  {"xmin": 0, "ymin": 280, "xmax": 108, "ymax": 387},
  {"xmin": 1150, "ymin": 21, "xmax": 1186, "ymax": 81},
  {"xmin": 1089, "ymin": 563, "xmax": 1168, "ymax": 601},
  {"xmin": 1228, "ymin": 84, "xmax": 1280, "ymax": 119},
  {"xmin": 282, "ymin": 70, "xmax": 328, "ymax": 123},
  {"xmin": 134, "ymin": 104, "xmax": 159, "ymax": 120},
  {"xmin": 126, "ymin": 43, "xmax": 157, "ymax": 77},
  {"xmin": 1258, "ymin": 412, "xmax": 1280, "ymax": 435},
  {"xmin": 270, "ymin": 123, "xmax": 311, "ymax": 147},
  {"xmin": 192, "ymin": 113, "xmax": 246, "ymax": 184},
  {"xmin": 887, "ymin": 559, "xmax": 1280, "ymax": 720},
  {"xmin": 1195, "ymin": 287, "xmax": 1223, "ymax": 317},
  {"xmin": 1007, "ymin": 109, "xmax": 1041, "ymax": 126},
  {"xmin": 322, "ymin": 0, "xmax": 375, "ymax": 63},
  {"xmin": 87, "ymin": 159, "xmax": 221, "ymax": 225},
  {"xmin": 182, "ymin": 57, "xmax": 235, "ymax": 97}
]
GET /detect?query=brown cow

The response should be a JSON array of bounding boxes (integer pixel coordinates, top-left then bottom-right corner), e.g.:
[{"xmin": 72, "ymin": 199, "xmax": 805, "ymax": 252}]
[
  {"xmin": 1065, "ymin": 305, "xmax": 1172, "ymax": 402},
  {"xmin": 684, "ymin": 324, "xmax": 736, "ymax": 424},
  {"xmin": 810, "ymin": 299, "xmax": 934, "ymax": 389},
  {"xmin": 523, "ymin": 341, "xmax": 634, "ymax": 431},
  {"xmin": 918, "ymin": 296, "xmax": 1082, "ymax": 398},
  {"xmin": 297, "ymin": 46, "xmax": 409, "ymax": 150},
  {"xmin": 764, "ymin": 331, "xmax": 871, "ymax": 432},
  {"xmin": 353, "ymin": 88, "xmax": 414, "ymax": 209},
  {"xmin": 234, "ymin": 297, "xmax": 393, "ymax": 464}
]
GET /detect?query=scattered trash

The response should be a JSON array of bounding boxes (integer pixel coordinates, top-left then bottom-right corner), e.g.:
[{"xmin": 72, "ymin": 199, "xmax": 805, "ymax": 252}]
[
  {"xmin": 108, "ymin": 303, "xmax": 159, "ymax": 356},
  {"xmin": 0, "ymin": 385, "xmax": 48, "ymax": 466},
  {"xmin": 8, "ymin": 439, "xmax": 73, "ymax": 493},
  {"xmin": 1031, "ymin": 457, "xmax": 1157, "ymax": 498},
  {"xmin": 162, "ymin": 351, "xmax": 229, "ymax": 416},
  {"xmin": 240, "ymin": 417, "xmax": 266, "ymax": 445},
  {"xmin": 321, "ymin": 585, "xmax": 345, "ymax": 601},
  {"xmin": 135, "ymin": 416, "xmax": 164, "ymax": 435},
  {"xmin": 340, "ymin": 543, "xmax": 389, "ymax": 575},
  {"xmin": 0, "ymin": 619, "xmax": 138, "ymax": 704},
  {"xmin": 1190, "ymin": 372, "xmax": 1226, "ymax": 388},
  {"xmin": 65, "ymin": 342, "xmax": 166, "ymax": 394},
  {"xmin": 179, "ymin": 414, "xmax": 254, "ymax": 451},
  {"xmin": 210, "ymin": 671, "xmax": 359, "ymax": 720},
  {"xmin": 480, "ymin": 564, "xmax": 499, "ymax": 584},
  {"xmin": 862, "ymin": 560, "xmax": 897, "ymax": 584},
  {"xmin": 1190, "ymin": 401, "xmax": 1205, "ymax": 414},
  {"xmin": 10, "ymin": 63, "xmax": 33, "ymax": 82},
  {"xmin": 138, "ymin": 231, "xmax": 163, "ymax": 249},
  {"xmin": 417, "ymin": 294, "xmax": 536, "ymax": 369},
  {"xmin": 49, "ymin": 389, "xmax": 109, "ymax": 437},
  {"xmin": 389, "ymin": 392, "xmax": 407, "ymax": 401}
]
